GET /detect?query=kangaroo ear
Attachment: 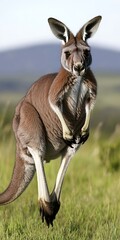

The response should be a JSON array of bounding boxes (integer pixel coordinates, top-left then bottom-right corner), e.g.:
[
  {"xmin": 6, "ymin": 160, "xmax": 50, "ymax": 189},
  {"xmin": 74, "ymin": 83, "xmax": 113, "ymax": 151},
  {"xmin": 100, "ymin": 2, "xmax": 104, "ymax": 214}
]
[
  {"xmin": 48, "ymin": 18, "xmax": 73, "ymax": 44},
  {"xmin": 77, "ymin": 16, "xmax": 102, "ymax": 41}
]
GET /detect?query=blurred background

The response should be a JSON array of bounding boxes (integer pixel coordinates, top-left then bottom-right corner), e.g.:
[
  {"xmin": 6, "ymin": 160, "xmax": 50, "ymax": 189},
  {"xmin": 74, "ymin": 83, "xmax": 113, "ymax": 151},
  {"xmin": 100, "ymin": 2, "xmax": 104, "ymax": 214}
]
[{"xmin": 0, "ymin": 0, "xmax": 120, "ymax": 133}]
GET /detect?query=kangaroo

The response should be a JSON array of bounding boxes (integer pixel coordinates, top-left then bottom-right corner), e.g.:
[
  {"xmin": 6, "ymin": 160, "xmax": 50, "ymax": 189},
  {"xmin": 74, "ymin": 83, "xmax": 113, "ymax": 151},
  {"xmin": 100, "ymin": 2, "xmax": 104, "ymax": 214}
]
[{"xmin": 0, "ymin": 16, "xmax": 102, "ymax": 226}]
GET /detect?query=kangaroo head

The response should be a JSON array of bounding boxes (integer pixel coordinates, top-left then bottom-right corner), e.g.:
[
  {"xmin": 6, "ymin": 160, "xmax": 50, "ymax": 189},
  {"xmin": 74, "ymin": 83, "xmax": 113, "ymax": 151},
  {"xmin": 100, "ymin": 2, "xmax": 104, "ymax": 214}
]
[{"xmin": 48, "ymin": 16, "xmax": 102, "ymax": 77}]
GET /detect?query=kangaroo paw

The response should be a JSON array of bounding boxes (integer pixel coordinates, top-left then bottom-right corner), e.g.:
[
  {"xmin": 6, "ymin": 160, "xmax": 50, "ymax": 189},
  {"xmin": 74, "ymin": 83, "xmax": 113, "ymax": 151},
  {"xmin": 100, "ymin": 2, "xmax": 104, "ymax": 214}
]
[
  {"xmin": 63, "ymin": 135, "xmax": 79, "ymax": 148},
  {"xmin": 80, "ymin": 132, "xmax": 89, "ymax": 144}
]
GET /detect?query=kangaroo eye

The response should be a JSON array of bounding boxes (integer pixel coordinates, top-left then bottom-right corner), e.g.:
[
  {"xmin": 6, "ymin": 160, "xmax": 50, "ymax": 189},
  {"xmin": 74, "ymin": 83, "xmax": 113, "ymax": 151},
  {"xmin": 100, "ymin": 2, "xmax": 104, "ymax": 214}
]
[{"xmin": 64, "ymin": 51, "xmax": 71, "ymax": 59}]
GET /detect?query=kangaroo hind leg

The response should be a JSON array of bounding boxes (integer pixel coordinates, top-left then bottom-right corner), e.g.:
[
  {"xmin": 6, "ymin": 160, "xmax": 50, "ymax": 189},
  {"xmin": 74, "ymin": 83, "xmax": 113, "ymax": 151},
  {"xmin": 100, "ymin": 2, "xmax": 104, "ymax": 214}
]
[
  {"xmin": 14, "ymin": 101, "xmax": 47, "ymax": 202},
  {"xmin": 15, "ymin": 101, "xmax": 52, "ymax": 225},
  {"xmin": 0, "ymin": 101, "xmax": 44, "ymax": 204}
]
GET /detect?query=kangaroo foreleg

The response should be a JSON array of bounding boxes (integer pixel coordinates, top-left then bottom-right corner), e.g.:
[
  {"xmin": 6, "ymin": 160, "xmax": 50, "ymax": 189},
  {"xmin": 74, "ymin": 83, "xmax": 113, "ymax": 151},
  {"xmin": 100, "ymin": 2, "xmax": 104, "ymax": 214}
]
[
  {"xmin": 49, "ymin": 99, "xmax": 73, "ymax": 141},
  {"xmin": 48, "ymin": 71, "xmax": 75, "ymax": 141}
]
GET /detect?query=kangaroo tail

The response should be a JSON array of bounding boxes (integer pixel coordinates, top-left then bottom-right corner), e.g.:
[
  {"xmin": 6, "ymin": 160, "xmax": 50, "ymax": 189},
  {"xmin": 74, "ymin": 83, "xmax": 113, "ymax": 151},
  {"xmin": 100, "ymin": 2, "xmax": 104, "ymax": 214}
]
[{"xmin": 0, "ymin": 152, "xmax": 35, "ymax": 205}]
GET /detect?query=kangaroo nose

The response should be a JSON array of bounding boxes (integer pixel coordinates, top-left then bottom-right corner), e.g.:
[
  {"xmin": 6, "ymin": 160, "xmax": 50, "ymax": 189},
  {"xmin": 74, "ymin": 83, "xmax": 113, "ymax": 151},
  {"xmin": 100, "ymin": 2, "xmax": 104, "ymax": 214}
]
[
  {"xmin": 74, "ymin": 64, "xmax": 81, "ymax": 72},
  {"xmin": 74, "ymin": 63, "xmax": 85, "ymax": 76},
  {"xmin": 74, "ymin": 63, "xmax": 85, "ymax": 72}
]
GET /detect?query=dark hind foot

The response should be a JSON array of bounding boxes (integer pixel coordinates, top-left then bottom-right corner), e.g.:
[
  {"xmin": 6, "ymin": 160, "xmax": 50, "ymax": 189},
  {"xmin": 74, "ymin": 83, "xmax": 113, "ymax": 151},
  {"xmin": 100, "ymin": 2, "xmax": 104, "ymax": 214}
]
[{"xmin": 39, "ymin": 199, "xmax": 60, "ymax": 227}]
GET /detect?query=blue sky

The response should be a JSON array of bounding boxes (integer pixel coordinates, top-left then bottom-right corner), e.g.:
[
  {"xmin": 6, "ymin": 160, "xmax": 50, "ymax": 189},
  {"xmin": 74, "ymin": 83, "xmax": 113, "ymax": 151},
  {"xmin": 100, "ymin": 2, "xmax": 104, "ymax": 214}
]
[{"xmin": 0, "ymin": 0, "xmax": 120, "ymax": 51}]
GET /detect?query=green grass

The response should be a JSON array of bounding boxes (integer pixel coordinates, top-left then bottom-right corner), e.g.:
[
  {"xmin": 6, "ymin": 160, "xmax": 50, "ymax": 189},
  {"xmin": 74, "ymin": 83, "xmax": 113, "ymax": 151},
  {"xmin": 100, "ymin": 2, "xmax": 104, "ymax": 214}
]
[
  {"xmin": 97, "ymin": 74, "xmax": 120, "ymax": 108},
  {"xmin": 0, "ymin": 118, "xmax": 120, "ymax": 239}
]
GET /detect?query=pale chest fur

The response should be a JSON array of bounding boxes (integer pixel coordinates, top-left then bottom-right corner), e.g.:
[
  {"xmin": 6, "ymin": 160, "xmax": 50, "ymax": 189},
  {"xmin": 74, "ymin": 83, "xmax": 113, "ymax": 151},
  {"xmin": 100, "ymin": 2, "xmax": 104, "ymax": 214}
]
[{"xmin": 63, "ymin": 76, "xmax": 96, "ymax": 121}]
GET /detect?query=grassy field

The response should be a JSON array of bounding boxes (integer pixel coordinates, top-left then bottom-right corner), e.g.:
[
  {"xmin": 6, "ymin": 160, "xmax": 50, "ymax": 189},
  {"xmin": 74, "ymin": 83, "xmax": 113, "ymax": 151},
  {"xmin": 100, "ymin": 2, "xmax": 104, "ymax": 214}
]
[{"xmin": 0, "ymin": 74, "xmax": 120, "ymax": 239}]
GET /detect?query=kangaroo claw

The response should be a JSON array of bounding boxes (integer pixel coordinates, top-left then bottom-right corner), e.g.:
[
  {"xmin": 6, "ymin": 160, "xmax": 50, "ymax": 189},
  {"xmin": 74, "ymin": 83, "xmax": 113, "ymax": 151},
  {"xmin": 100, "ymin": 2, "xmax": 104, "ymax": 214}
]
[{"xmin": 63, "ymin": 135, "xmax": 77, "ymax": 148}]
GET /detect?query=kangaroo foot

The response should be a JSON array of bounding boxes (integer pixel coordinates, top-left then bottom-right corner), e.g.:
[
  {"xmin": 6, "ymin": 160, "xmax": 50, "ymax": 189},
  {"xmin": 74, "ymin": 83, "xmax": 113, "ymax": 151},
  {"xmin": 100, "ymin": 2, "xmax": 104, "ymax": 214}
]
[{"xmin": 39, "ymin": 199, "xmax": 60, "ymax": 227}]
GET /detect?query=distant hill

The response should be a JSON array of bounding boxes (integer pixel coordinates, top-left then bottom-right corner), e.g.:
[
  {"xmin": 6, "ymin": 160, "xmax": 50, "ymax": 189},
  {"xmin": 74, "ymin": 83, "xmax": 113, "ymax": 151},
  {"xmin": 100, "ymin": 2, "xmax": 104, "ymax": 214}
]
[{"xmin": 0, "ymin": 43, "xmax": 120, "ymax": 91}]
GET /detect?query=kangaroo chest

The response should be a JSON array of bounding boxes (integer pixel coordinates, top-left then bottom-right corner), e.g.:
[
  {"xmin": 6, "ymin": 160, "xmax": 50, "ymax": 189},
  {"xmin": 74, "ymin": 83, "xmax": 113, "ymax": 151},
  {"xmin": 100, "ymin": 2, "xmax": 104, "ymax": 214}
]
[
  {"xmin": 63, "ymin": 77, "xmax": 88, "ymax": 119},
  {"xmin": 62, "ymin": 75, "xmax": 96, "ymax": 134}
]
